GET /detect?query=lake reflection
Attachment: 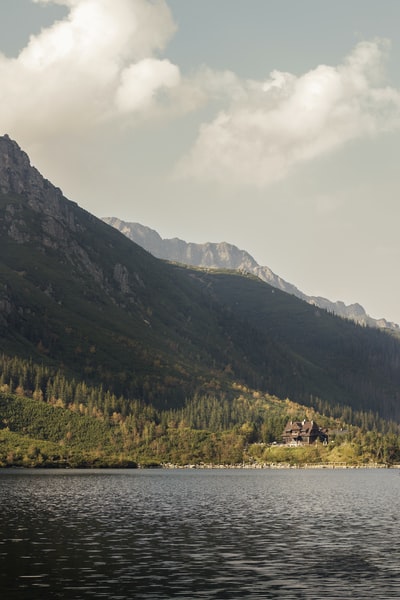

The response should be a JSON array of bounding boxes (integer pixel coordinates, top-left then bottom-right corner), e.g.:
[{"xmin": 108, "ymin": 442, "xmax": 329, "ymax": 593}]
[{"xmin": 1, "ymin": 468, "xmax": 400, "ymax": 599}]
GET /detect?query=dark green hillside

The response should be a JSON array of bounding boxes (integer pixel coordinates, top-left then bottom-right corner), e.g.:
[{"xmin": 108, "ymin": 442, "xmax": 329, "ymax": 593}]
[
  {"xmin": 198, "ymin": 270, "xmax": 400, "ymax": 420},
  {"xmin": 0, "ymin": 195, "xmax": 244, "ymax": 405},
  {"xmin": 1, "ymin": 135, "xmax": 400, "ymax": 424}
]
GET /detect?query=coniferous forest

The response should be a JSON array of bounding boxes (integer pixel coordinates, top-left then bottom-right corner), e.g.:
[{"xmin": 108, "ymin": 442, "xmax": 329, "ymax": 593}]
[{"xmin": 1, "ymin": 354, "xmax": 400, "ymax": 468}]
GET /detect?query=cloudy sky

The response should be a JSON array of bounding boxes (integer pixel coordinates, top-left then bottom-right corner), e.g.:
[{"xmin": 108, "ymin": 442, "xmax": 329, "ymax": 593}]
[{"xmin": 1, "ymin": 1, "xmax": 400, "ymax": 324}]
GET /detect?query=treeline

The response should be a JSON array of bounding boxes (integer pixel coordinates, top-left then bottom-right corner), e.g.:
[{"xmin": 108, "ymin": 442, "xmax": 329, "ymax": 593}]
[
  {"xmin": 0, "ymin": 354, "xmax": 147, "ymax": 419},
  {"xmin": 2, "ymin": 353, "xmax": 400, "ymax": 467},
  {"xmin": 0, "ymin": 355, "xmax": 293, "ymax": 446},
  {"xmin": 2, "ymin": 354, "xmax": 399, "ymax": 435},
  {"xmin": 309, "ymin": 395, "xmax": 400, "ymax": 435}
]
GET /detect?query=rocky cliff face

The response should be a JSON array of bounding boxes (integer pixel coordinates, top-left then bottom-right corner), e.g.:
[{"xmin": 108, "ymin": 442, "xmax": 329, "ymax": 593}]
[
  {"xmin": 103, "ymin": 217, "xmax": 399, "ymax": 332},
  {"xmin": 0, "ymin": 135, "xmax": 82, "ymax": 245},
  {"xmin": 0, "ymin": 134, "xmax": 78, "ymax": 224},
  {"xmin": 0, "ymin": 135, "xmax": 142, "ymax": 300}
]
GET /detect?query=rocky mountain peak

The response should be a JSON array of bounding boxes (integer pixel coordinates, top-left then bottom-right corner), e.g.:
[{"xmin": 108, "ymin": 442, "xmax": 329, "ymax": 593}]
[
  {"xmin": 0, "ymin": 137, "xmax": 149, "ymax": 301},
  {"xmin": 0, "ymin": 135, "xmax": 107, "ymax": 284},
  {"xmin": 0, "ymin": 135, "xmax": 59, "ymax": 202},
  {"xmin": 0, "ymin": 134, "xmax": 81, "ymax": 234}
]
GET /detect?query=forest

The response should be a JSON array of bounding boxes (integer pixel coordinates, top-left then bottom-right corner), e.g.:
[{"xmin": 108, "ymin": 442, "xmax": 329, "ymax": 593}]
[{"xmin": 1, "ymin": 354, "xmax": 400, "ymax": 469}]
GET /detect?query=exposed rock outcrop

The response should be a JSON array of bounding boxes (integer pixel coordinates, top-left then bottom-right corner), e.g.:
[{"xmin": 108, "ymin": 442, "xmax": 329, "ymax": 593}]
[{"xmin": 0, "ymin": 135, "xmax": 131, "ymax": 298}]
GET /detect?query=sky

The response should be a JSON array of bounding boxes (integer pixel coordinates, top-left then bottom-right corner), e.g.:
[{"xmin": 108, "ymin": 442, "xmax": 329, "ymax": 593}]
[{"xmin": 1, "ymin": 1, "xmax": 400, "ymax": 324}]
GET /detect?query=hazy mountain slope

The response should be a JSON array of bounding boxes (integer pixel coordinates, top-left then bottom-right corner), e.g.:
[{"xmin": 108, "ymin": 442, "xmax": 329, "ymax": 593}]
[
  {"xmin": 2, "ymin": 135, "xmax": 400, "ymax": 420},
  {"xmin": 103, "ymin": 218, "xmax": 399, "ymax": 332}
]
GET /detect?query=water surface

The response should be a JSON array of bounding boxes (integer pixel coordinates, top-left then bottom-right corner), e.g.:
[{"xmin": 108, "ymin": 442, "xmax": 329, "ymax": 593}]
[{"xmin": 1, "ymin": 468, "xmax": 400, "ymax": 599}]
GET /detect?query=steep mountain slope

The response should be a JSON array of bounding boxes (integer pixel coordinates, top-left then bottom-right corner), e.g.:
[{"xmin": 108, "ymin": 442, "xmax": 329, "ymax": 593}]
[
  {"xmin": 1, "ymin": 135, "xmax": 400, "ymax": 420},
  {"xmin": 0, "ymin": 135, "xmax": 263, "ymax": 405},
  {"xmin": 103, "ymin": 218, "xmax": 399, "ymax": 332}
]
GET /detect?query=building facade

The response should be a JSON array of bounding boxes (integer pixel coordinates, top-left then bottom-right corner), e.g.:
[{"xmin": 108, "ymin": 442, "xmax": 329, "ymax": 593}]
[{"xmin": 282, "ymin": 419, "xmax": 328, "ymax": 445}]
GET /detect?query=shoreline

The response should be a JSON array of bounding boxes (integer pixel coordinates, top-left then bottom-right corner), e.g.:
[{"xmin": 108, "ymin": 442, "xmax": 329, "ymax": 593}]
[
  {"xmin": 160, "ymin": 461, "xmax": 399, "ymax": 470},
  {"xmin": 1, "ymin": 461, "xmax": 400, "ymax": 470}
]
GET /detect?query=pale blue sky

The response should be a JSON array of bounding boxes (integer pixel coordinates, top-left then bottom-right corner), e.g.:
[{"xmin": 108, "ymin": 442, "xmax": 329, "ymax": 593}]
[
  {"xmin": 167, "ymin": 0, "xmax": 400, "ymax": 80},
  {"xmin": 1, "ymin": 1, "xmax": 400, "ymax": 324}
]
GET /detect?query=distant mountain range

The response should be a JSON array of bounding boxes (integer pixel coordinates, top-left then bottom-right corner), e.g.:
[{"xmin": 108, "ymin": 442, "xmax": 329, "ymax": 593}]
[
  {"xmin": 2, "ymin": 135, "xmax": 400, "ymax": 421},
  {"xmin": 103, "ymin": 218, "xmax": 399, "ymax": 333}
]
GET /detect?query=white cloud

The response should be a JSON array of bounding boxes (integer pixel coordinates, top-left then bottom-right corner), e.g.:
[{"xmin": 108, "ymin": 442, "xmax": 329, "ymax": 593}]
[
  {"xmin": 0, "ymin": 0, "xmax": 180, "ymax": 139},
  {"xmin": 116, "ymin": 58, "xmax": 180, "ymax": 113},
  {"xmin": 176, "ymin": 40, "xmax": 400, "ymax": 187},
  {"xmin": 2, "ymin": 6, "xmax": 400, "ymax": 194}
]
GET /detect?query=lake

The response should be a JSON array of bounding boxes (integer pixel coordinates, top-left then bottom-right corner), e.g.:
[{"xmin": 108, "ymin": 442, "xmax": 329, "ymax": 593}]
[{"xmin": 1, "ymin": 467, "xmax": 400, "ymax": 599}]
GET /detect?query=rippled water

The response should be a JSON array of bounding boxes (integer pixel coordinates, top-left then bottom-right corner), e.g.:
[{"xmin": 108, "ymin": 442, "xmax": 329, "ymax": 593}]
[{"xmin": 1, "ymin": 468, "xmax": 400, "ymax": 599}]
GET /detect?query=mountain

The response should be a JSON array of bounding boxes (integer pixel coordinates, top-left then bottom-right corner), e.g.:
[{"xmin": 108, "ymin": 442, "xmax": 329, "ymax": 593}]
[
  {"xmin": 2, "ymin": 135, "xmax": 400, "ymax": 422},
  {"xmin": 0, "ymin": 135, "xmax": 250, "ymax": 405},
  {"xmin": 103, "ymin": 218, "xmax": 399, "ymax": 332}
]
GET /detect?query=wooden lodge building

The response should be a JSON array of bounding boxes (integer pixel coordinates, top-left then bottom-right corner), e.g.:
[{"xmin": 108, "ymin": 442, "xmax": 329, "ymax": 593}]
[{"xmin": 282, "ymin": 419, "xmax": 328, "ymax": 446}]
